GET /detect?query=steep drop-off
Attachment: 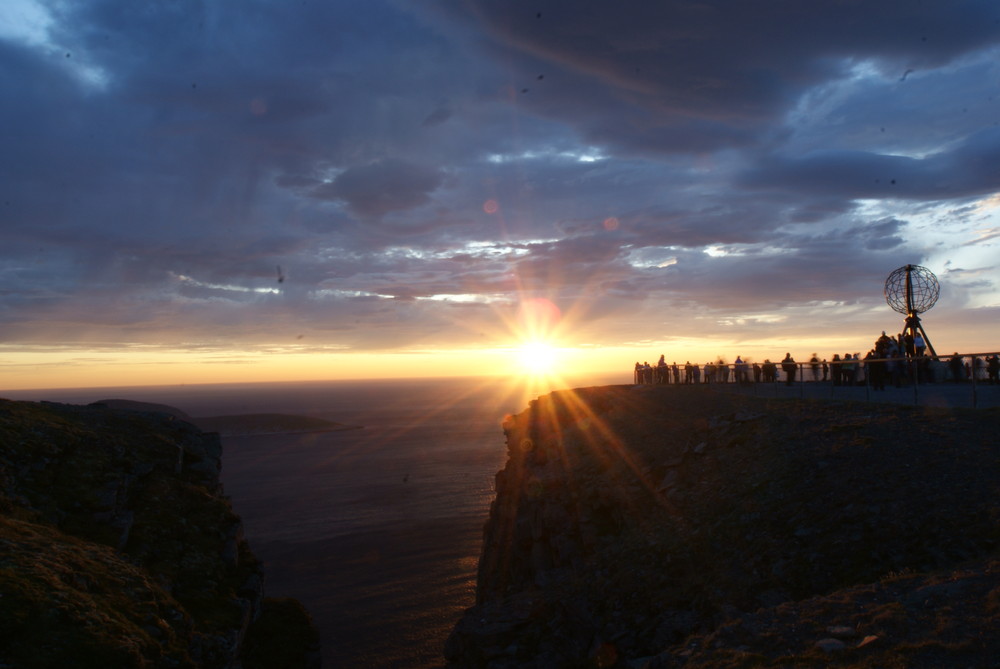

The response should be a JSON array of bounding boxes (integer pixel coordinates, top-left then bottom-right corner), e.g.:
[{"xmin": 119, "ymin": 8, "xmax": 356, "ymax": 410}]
[
  {"xmin": 0, "ymin": 399, "xmax": 319, "ymax": 668},
  {"xmin": 447, "ymin": 385, "xmax": 1000, "ymax": 667}
]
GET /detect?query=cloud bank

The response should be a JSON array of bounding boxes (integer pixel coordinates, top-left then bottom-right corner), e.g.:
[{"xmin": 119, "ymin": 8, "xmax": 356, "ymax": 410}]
[{"xmin": 2, "ymin": 0, "xmax": 999, "ymax": 367}]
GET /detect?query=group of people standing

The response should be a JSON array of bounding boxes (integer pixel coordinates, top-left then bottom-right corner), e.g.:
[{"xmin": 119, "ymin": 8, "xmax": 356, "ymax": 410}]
[
  {"xmin": 632, "ymin": 353, "xmax": 804, "ymax": 386},
  {"xmin": 862, "ymin": 330, "xmax": 1000, "ymax": 389},
  {"xmin": 632, "ymin": 337, "xmax": 1000, "ymax": 388}
]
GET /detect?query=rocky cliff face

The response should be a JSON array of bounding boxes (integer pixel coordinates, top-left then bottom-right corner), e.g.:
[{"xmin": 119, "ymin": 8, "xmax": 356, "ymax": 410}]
[
  {"xmin": 446, "ymin": 385, "xmax": 1000, "ymax": 667},
  {"xmin": 0, "ymin": 399, "xmax": 318, "ymax": 668}
]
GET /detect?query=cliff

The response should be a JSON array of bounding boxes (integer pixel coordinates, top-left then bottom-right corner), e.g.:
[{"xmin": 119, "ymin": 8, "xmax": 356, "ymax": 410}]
[
  {"xmin": 0, "ymin": 398, "xmax": 319, "ymax": 668},
  {"xmin": 446, "ymin": 385, "xmax": 1000, "ymax": 667}
]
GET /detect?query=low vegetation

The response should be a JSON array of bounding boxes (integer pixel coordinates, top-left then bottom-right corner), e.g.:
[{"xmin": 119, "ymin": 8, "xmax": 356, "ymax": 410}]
[{"xmin": 0, "ymin": 398, "xmax": 319, "ymax": 668}]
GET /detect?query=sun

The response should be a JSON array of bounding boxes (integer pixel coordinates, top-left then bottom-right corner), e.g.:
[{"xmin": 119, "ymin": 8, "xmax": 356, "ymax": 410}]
[{"xmin": 515, "ymin": 341, "xmax": 560, "ymax": 376}]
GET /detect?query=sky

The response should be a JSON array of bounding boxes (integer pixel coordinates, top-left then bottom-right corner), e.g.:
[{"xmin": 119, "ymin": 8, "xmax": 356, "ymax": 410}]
[{"xmin": 2, "ymin": 0, "xmax": 1000, "ymax": 390}]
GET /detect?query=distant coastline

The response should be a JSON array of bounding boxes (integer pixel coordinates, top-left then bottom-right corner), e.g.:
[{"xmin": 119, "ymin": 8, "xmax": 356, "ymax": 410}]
[
  {"xmin": 91, "ymin": 398, "xmax": 362, "ymax": 437},
  {"xmin": 190, "ymin": 413, "xmax": 363, "ymax": 437}
]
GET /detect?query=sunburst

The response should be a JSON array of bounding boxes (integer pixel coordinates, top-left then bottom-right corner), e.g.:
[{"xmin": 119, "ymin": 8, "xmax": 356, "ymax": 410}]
[{"xmin": 515, "ymin": 340, "xmax": 560, "ymax": 377}]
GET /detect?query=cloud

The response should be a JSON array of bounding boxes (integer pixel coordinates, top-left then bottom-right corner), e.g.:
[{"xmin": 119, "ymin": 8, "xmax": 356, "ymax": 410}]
[
  {"xmin": 421, "ymin": 105, "xmax": 452, "ymax": 127},
  {"xmin": 431, "ymin": 0, "xmax": 1000, "ymax": 155},
  {"xmin": 310, "ymin": 159, "xmax": 445, "ymax": 218},
  {"xmin": 740, "ymin": 127, "xmax": 1000, "ymax": 201}
]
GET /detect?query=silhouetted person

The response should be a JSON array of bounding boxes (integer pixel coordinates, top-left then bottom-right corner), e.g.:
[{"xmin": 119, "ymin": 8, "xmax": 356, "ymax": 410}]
[
  {"xmin": 972, "ymin": 356, "xmax": 985, "ymax": 382},
  {"xmin": 866, "ymin": 349, "xmax": 886, "ymax": 390},
  {"xmin": 842, "ymin": 353, "xmax": 856, "ymax": 386},
  {"xmin": 781, "ymin": 352, "xmax": 796, "ymax": 385},
  {"xmin": 875, "ymin": 331, "xmax": 892, "ymax": 357},
  {"xmin": 657, "ymin": 355, "xmax": 668, "ymax": 384},
  {"xmin": 734, "ymin": 356, "xmax": 748, "ymax": 384},
  {"xmin": 949, "ymin": 354, "xmax": 964, "ymax": 382}
]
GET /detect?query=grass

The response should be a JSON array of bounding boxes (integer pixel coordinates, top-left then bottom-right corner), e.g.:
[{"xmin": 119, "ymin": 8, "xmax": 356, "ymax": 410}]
[{"xmin": 0, "ymin": 398, "xmax": 318, "ymax": 667}]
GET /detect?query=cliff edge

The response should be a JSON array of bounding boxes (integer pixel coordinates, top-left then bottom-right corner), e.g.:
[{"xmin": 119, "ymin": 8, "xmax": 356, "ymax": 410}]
[
  {"xmin": 446, "ymin": 385, "xmax": 1000, "ymax": 667},
  {"xmin": 0, "ymin": 398, "xmax": 320, "ymax": 668}
]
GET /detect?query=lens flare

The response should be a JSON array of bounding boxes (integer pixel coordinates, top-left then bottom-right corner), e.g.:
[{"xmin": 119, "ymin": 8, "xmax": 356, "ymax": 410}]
[{"xmin": 517, "ymin": 298, "xmax": 561, "ymax": 340}]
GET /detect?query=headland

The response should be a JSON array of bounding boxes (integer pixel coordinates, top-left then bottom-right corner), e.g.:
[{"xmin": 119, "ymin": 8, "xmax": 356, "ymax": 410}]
[
  {"xmin": 0, "ymin": 398, "xmax": 321, "ymax": 668},
  {"xmin": 447, "ymin": 384, "xmax": 1000, "ymax": 667}
]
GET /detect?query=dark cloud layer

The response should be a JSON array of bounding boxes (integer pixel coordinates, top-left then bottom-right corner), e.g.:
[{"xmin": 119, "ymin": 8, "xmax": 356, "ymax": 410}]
[
  {"xmin": 742, "ymin": 127, "xmax": 1000, "ymax": 201},
  {"xmin": 313, "ymin": 159, "xmax": 445, "ymax": 218},
  {"xmin": 2, "ymin": 0, "xmax": 999, "ymax": 363},
  {"xmin": 439, "ymin": 0, "xmax": 1000, "ymax": 154}
]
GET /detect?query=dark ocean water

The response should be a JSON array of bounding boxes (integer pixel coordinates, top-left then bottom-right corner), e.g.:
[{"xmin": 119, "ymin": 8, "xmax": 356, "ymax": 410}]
[{"xmin": 3, "ymin": 374, "xmax": 620, "ymax": 667}]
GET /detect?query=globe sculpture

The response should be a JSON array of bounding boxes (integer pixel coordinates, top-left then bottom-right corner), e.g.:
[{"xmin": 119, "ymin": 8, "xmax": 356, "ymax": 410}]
[{"xmin": 884, "ymin": 264, "xmax": 939, "ymax": 357}]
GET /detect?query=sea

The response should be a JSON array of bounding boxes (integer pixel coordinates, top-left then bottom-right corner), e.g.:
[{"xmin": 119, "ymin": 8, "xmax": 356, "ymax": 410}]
[{"xmin": 2, "ymin": 374, "xmax": 621, "ymax": 668}]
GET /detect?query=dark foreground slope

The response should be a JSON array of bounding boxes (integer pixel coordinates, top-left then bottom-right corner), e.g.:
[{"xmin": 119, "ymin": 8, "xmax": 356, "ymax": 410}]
[
  {"xmin": 446, "ymin": 385, "xmax": 1000, "ymax": 668},
  {"xmin": 0, "ymin": 399, "xmax": 319, "ymax": 668}
]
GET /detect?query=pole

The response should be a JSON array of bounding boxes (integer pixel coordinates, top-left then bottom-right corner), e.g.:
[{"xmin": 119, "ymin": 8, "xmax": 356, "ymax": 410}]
[{"xmin": 915, "ymin": 319, "xmax": 938, "ymax": 358}]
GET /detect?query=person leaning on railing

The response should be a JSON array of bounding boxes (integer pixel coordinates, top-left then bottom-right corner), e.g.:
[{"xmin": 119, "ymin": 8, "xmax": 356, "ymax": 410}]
[
  {"xmin": 988, "ymin": 354, "xmax": 1000, "ymax": 385},
  {"xmin": 781, "ymin": 353, "xmax": 796, "ymax": 386},
  {"xmin": 949, "ymin": 354, "xmax": 964, "ymax": 382},
  {"xmin": 830, "ymin": 354, "xmax": 842, "ymax": 386}
]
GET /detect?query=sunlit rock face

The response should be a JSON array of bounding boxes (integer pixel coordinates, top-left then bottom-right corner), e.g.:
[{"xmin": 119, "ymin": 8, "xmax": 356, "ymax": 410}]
[
  {"xmin": 0, "ymin": 399, "xmax": 318, "ymax": 669},
  {"xmin": 446, "ymin": 386, "xmax": 1000, "ymax": 668}
]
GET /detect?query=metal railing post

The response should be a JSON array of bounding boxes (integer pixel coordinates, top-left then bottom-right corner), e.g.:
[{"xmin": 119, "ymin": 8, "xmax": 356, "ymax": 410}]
[
  {"xmin": 865, "ymin": 361, "xmax": 871, "ymax": 402},
  {"xmin": 972, "ymin": 361, "xmax": 978, "ymax": 409}
]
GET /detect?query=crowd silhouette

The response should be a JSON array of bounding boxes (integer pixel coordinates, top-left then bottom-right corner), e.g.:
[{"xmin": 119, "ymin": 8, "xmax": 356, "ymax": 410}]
[{"xmin": 633, "ymin": 330, "xmax": 1000, "ymax": 388}]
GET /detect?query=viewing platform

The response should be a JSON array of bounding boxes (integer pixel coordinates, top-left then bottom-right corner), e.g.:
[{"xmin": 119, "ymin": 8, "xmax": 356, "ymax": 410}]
[{"xmin": 632, "ymin": 353, "xmax": 1000, "ymax": 409}]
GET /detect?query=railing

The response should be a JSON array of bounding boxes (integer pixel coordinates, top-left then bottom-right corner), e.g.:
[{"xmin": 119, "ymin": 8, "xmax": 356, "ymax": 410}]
[{"xmin": 633, "ymin": 353, "xmax": 1000, "ymax": 409}]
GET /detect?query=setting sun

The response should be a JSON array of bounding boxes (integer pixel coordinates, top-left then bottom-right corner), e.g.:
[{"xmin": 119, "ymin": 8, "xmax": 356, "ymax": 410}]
[{"xmin": 516, "ymin": 341, "xmax": 560, "ymax": 376}]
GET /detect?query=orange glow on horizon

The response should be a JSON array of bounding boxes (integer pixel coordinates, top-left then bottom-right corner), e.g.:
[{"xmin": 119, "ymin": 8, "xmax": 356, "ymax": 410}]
[
  {"xmin": 2, "ymin": 319, "xmax": 996, "ymax": 392},
  {"xmin": 0, "ymin": 345, "xmax": 624, "ymax": 392}
]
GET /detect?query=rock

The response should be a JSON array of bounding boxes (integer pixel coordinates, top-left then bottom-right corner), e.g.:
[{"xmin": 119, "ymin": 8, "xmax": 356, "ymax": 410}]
[
  {"xmin": 816, "ymin": 638, "xmax": 846, "ymax": 652},
  {"xmin": 756, "ymin": 589, "xmax": 790, "ymax": 609},
  {"xmin": 444, "ymin": 594, "xmax": 538, "ymax": 663},
  {"xmin": 658, "ymin": 470, "xmax": 679, "ymax": 492},
  {"xmin": 826, "ymin": 625, "xmax": 856, "ymax": 638},
  {"xmin": 221, "ymin": 520, "xmax": 245, "ymax": 568}
]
